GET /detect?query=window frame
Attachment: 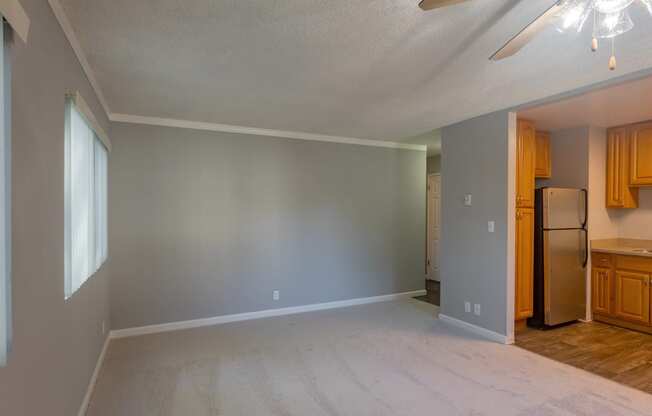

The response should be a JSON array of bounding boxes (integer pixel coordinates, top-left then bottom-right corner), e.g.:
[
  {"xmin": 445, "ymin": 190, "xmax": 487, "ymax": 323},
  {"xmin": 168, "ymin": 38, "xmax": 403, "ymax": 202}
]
[
  {"xmin": 64, "ymin": 96, "xmax": 109, "ymax": 299},
  {"xmin": 0, "ymin": 20, "xmax": 11, "ymax": 366}
]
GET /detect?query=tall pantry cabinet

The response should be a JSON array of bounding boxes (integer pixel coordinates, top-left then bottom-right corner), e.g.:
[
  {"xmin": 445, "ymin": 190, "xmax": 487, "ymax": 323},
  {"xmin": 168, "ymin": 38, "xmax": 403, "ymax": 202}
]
[{"xmin": 515, "ymin": 120, "xmax": 536, "ymax": 322}]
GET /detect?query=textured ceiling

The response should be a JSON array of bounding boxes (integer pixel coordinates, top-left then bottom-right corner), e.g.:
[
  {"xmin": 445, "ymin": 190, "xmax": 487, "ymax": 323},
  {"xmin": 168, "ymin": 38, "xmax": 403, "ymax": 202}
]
[
  {"xmin": 519, "ymin": 75, "xmax": 652, "ymax": 131},
  {"xmin": 58, "ymin": 0, "xmax": 652, "ymax": 140}
]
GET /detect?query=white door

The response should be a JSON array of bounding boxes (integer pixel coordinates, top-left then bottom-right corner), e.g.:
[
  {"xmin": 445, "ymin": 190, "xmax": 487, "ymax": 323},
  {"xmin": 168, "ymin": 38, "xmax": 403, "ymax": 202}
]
[{"xmin": 427, "ymin": 174, "xmax": 441, "ymax": 281}]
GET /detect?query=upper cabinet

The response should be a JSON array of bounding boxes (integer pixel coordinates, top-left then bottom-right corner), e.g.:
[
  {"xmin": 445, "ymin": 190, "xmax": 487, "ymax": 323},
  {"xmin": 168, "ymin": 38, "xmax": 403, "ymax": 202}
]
[
  {"xmin": 516, "ymin": 119, "xmax": 536, "ymax": 208},
  {"xmin": 630, "ymin": 121, "xmax": 652, "ymax": 186},
  {"xmin": 607, "ymin": 127, "xmax": 638, "ymax": 208},
  {"xmin": 534, "ymin": 131, "xmax": 551, "ymax": 179}
]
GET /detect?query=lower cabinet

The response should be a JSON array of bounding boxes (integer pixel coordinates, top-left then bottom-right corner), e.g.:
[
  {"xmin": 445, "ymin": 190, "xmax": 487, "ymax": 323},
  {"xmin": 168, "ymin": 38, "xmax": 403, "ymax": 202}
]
[
  {"xmin": 591, "ymin": 252, "xmax": 652, "ymax": 332},
  {"xmin": 515, "ymin": 208, "xmax": 534, "ymax": 320},
  {"xmin": 592, "ymin": 267, "xmax": 613, "ymax": 316},
  {"xmin": 614, "ymin": 270, "xmax": 650, "ymax": 325}
]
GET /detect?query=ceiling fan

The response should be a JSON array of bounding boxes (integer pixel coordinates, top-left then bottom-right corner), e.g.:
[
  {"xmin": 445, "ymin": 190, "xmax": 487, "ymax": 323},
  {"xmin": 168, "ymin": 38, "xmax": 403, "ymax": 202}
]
[{"xmin": 419, "ymin": 0, "xmax": 652, "ymax": 70}]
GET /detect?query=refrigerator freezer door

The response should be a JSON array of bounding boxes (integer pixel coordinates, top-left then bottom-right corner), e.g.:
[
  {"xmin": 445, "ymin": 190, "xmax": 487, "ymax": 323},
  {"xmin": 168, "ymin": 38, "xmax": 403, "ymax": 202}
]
[
  {"xmin": 544, "ymin": 229, "xmax": 586, "ymax": 326},
  {"xmin": 542, "ymin": 188, "xmax": 586, "ymax": 230}
]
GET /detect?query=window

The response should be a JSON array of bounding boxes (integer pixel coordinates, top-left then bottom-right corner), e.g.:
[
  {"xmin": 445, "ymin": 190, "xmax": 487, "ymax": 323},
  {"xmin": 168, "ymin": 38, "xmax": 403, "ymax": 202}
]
[
  {"xmin": 64, "ymin": 97, "xmax": 108, "ymax": 298},
  {"xmin": 0, "ymin": 21, "xmax": 11, "ymax": 366}
]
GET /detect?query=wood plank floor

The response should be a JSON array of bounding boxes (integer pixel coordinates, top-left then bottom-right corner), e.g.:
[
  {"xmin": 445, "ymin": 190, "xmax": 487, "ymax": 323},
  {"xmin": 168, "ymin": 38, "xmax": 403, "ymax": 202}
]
[
  {"xmin": 517, "ymin": 321, "xmax": 652, "ymax": 395},
  {"xmin": 414, "ymin": 279, "xmax": 439, "ymax": 306}
]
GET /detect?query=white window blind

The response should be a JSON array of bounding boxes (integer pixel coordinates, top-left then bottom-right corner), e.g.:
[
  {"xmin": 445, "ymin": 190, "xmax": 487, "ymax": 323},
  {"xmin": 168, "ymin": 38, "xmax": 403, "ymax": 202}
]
[
  {"xmin": 0, "ymin": 20, "xmax": 12, "ymax": 366},
  {"xmin": 64, "ymin": 99, "xmax": 108, "ymax": 298}
]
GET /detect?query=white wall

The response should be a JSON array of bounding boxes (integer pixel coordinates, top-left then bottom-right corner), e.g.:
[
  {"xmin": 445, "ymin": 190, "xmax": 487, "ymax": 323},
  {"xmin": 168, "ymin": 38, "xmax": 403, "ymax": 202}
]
[
  {"xmin": 536, "ymin": 127, "xmax": 589, "ymax": 190},
  {"xmin": 615, "ymin": 190, "xmax": 652, "ymax": 239}
]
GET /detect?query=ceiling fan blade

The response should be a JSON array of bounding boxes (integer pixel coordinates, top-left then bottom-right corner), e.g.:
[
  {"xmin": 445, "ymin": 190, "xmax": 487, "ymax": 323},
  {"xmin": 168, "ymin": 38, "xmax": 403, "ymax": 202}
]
[
  {"xmin": 419, "ymin": 0, "xmax": 471, "ymax": 11},
  {"xmin": 490, "ymin": 2, "xmax": 563, "ymax": 61}
]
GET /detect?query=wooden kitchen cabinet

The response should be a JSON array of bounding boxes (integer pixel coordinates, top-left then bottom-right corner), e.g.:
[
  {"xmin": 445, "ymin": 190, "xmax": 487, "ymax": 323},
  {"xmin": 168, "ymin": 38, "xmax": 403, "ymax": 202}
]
[
  {"xmin": 606, "ymin": 127, "xmax": 638, "ymax": 208},
  {"xmin": 516, "ymin": 119, "xmax": 536, "ymax": 208},
  {"xmin": 592, "ymin": 252, "xmax": 652, "ymax": 333},
  {"xmin": 614, "ymin": 270, "xmax": 650, "ymax": 325},
  {"xmin": 515, "ymin": 207, "xmax": 534, "ymax": 320},
  {"xmin": 591, "ymin": 267, "xmax": 613, "ymax": 316},
  {"xmin": 534, "ymin": 131, "xmax": 551, "ymax": 178},
  {"xmin": 629, "ymin": 121, "xmax": 652, "ymax": 186}
]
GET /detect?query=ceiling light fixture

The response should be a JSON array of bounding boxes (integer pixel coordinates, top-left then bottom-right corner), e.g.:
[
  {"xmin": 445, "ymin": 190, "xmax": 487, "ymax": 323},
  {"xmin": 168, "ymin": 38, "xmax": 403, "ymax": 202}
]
[{"xmin": 553, "ymin": 0, "xmax": 652, "ymax": 70}]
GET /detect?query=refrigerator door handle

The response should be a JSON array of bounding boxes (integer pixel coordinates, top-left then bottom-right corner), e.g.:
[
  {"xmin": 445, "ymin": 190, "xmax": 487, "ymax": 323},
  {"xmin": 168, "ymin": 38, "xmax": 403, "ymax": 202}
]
[
  {"xmin": 581, "ymin": 189, "xmax": 588, "ymax": 228},
  {"xmin": 581, "ymin": 228, "xmax": 588, "ymax": 269}
]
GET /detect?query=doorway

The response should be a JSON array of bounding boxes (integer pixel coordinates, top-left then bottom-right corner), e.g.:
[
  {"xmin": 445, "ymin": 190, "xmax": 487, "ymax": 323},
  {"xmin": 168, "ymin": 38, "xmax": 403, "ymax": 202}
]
[{"xmin": 427, "ymin": 173, "xmax": 441, "ymax": 282}]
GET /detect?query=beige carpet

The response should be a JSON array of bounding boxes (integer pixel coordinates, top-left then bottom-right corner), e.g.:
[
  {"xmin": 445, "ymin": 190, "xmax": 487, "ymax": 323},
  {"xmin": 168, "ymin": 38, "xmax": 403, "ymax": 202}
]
[{"xmin": 87, "ymin": 299, "xmax": 652, "ymax": 416}]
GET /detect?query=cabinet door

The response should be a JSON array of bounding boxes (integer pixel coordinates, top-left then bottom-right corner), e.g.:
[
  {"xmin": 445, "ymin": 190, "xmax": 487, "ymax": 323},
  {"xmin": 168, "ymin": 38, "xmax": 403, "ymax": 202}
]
[
  {"xmin": 516, "ymin": 120, "xmax": 536, "ymax": 208},
  {"xmin": 592, "ymin": 267, "xmax": 613, "ymax": 316},
  {"xmin": 515, "ymin": 207, "xmax": 534, "ymax": 320},
  {"xmin": 534, "ymin": 131, "xmax": 551, "ymax": 178},
  {"xmin": 630, "ymin": 122, "xmax": 652, "ymax": 186},
  {"xmin": 614, "ymin": 270, "xmax": 650, "ymax": 325},
  {"xmin": 606, "ymin": 128, "xmax": 638, "ymax": 208}
]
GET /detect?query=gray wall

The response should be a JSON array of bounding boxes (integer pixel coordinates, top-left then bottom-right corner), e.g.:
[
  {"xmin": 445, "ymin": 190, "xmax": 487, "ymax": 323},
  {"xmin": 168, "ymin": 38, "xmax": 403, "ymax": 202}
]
[
  {"xmin": 0, "ymin": 1, "xmax": 111, "ymax": 415},
  {"xmin": 109, "ymin": 123, "xmax": 426, "ymax": 330},
  {"xmin": 440, "ymin": 111, "xmax": 511, "ymax": 336}
]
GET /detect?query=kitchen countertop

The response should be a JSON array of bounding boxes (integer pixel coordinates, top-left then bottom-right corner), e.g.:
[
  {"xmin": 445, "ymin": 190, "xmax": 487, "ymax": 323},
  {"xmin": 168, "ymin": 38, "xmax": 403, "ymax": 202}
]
[{"xmin": 591, "ymin": 238, "xmax": 652, "ymax": 258}]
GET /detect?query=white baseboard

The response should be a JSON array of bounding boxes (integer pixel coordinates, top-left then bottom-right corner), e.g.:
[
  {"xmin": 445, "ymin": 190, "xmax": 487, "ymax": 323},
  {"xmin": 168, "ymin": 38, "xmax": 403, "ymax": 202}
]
[
  {"xmin": 438, "ymin": 313, "xmax": 513, "ymax": 345},
  {"xmin": 78, "ymin": 334, "xmax": 111, "ymax": 416},
  {"xmin": 110, "ymin": 289, "xmax": 427, "ymax": 339}
]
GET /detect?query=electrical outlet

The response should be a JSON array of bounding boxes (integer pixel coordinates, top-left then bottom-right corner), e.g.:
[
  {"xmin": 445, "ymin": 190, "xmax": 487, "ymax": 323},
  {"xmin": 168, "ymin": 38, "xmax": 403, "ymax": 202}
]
[
  {"xmin": 464, "ymin": 194, "xmax": 472, "ymax": 206},
  {"xmin": 273, "ymin": 290, "xmax": 280, "ymax": 301},
  {"xmin": 488, "ymin": 221, "xmax": 495, "ymax": 233},
  {"xmin": 464, "ymin": 302, "xmax": 471, "ymax": 313},
  {"xmin": 101, "ymin": 320, "xmax": 106, "ymax": 335},
  {"xmin": 474, "ymin": 304, "xmax": 481, "ymax": 316}
]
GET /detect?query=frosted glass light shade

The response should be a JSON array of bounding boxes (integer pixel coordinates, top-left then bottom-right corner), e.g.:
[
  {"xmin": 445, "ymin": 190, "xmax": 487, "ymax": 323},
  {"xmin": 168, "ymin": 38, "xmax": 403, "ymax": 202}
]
[
  {"xmin": 640, "ymin": 0, "xmax": 652, "ymax": 15},
  {"xmin": 595, "ymin": 9, "xmax": 634, "ymax": 38},
  {"xmin": 593, "ymin": 0, "xmax": 635, "ymax": 14},
  {"xmin": 553, "ymin": 0, "xmax": 592, "ymax": 33}
]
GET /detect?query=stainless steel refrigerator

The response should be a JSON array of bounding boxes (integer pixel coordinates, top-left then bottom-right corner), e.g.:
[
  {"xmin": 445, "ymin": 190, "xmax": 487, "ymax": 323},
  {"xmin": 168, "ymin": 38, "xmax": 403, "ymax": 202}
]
[{"xmin": 528, "ymin": 187, "xmax": 587, "ymax": 328}]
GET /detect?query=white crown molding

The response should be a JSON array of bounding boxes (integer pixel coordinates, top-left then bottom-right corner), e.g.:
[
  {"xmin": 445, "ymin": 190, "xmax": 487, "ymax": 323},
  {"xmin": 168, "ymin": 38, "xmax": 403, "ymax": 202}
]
[
  {"xmin": 1, "ymin": 0, "xmax": 31, "ymax": 43},
  {"xmin": 49, "ymin": 0, "xmax": 426, "ymax": 151},
  {"xmin": 110, "ymin": 289, "xmax": 427, "ymax": 339},
  {"xmin": 48, "ymin": 0, "xmax": 111, "ymax": 118},
  {"xmin": 110, "ymin": 113, "xmax": 428, "ymax": 151},
  {"xmin": 438, "ymin": 313, "xmax": 514, "ymax": 345},
  {"xmin": 77, "ymin": 334, "xmax": 110, "ymax": 416}
]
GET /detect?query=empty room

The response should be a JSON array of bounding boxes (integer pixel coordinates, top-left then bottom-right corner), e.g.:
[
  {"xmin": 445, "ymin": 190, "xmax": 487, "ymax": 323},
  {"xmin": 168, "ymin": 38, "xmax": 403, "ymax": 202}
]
[{"xmin": 2, "ymin": 0, "xmax": 652, "ymax": 415}]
